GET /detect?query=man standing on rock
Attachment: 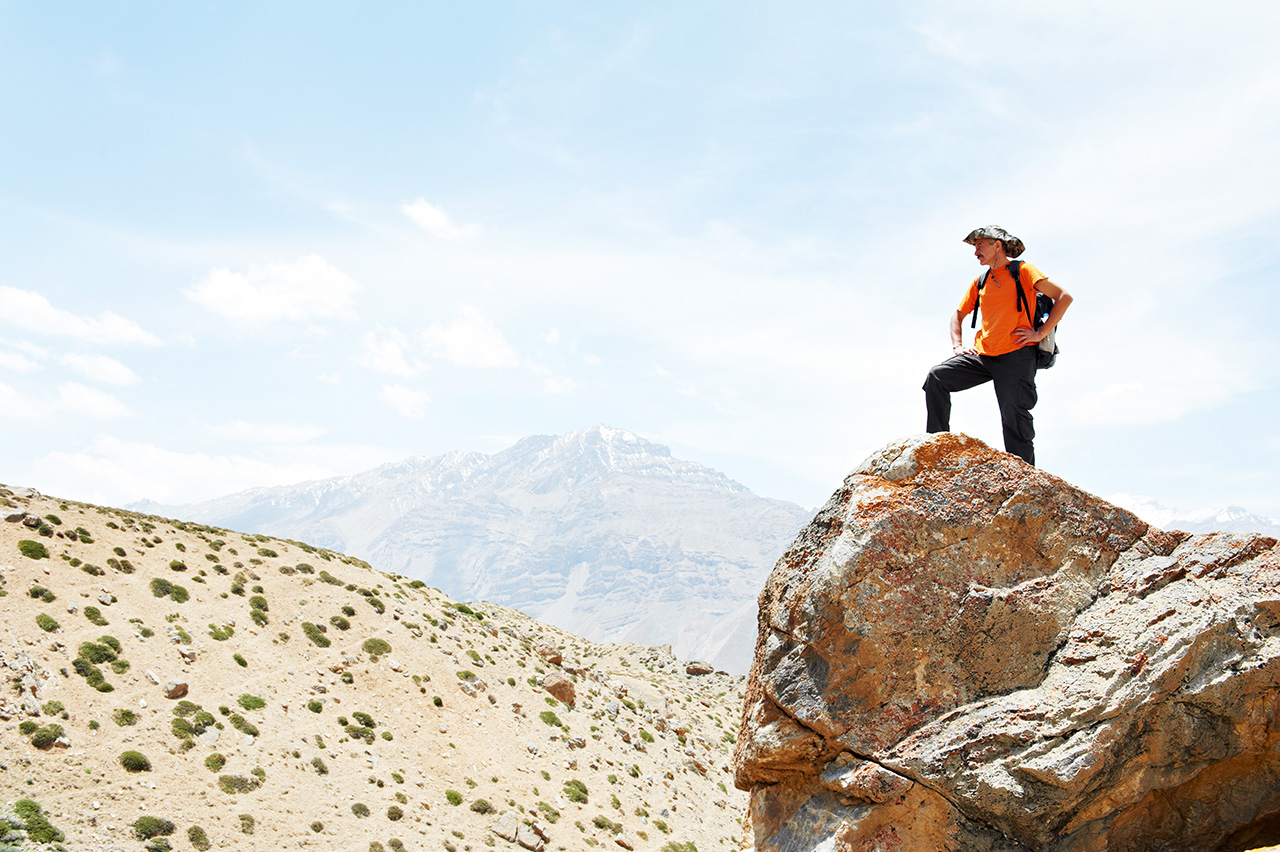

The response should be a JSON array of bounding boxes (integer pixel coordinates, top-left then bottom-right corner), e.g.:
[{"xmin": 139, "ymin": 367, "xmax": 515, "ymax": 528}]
[{"xmin": 923, "ymin": 226, "xmax": 1073, "ymax": 466}]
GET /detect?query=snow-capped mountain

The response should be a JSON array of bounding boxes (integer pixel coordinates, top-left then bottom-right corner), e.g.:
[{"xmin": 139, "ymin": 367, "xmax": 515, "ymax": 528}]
[
  {"xmin": 135, "ymin": 426, "xmax": 812, "ymax": 673},
  {"xmin": 1107, "ymin": 493, "xmax": 1280, "ymax": 537}
]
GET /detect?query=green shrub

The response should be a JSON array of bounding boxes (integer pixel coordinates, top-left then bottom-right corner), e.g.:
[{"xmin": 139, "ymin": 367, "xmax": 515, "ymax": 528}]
[
  {"xmin": 208, "ymin": 623, "xmax": 234, "ymax": 641},
  {"xmin": 661, "ymin": 843, "xmax": 696, "ymax": 852},
  {"xmin": 218, "ymin": 774, "xmax": 263, "ymax": 794},
  {"xmin": 310, "ymin": 821, "xmax": 324, "ymax": 833},
  {"xmin": 250, "ymin": 608, "xmax": 268, "ymax": 626},
  {"xmin": 79, "ymin": 641, "xmax": 117, "ymax": 663},
  {"xmin": 188, "ymin": 825, "xmax": 212, "ymax": 851},
  {"xmin": 470, "ymin": 799, "xmax": 494, "ymax": 814},
  {"xmin": 132, "ymin": 816, "xmax": 175, "ymax": 840},
  {"xmin": 18, "ymin": 720, "xmax": 39, "ymax": 735},
  {"xmin": 204, "ymin": 753, "xmax": 225, "ymax": 772},
  {"xmin": 29, "ymin": 723, "xmax": 63, "ymax": 748},
  {"xmin": 233, "ymin": 653, "xmax": 247, "ymax": 667},
  {"xmin": 537, "ymin": 801, "xmax": 560, "ymax": 823},
  {"xmin": 352, "ymin": 803, "xmax": 370, "ymax": 817},
  {"xmin": 150, "ymin": 578, "xmax": 174, "ymax": 598},
  {"xmin": 170, "ymin": 585, "xmax": 190, "ymax": 603},
  {"xmin": 35, "ymin": 613, "xmax": 59, "ymax": 632},
  {"xmin": 386, "ymin": 805, "xmax": 403, "ymax": 821},
  {"xmin": 363, "ymin": 637, "xmax": 392, "ymax": 660},
  {"xmin": 14, "ymin": 799, "xmax": 64, "ymax": 843},
  {"xmin": 308, "ymin": 699, "xmax": 323, "ymax": 713},
  {"xmin": 169, "ymin": 560, "xmax": 186, "ymax": 571},
  {"xmin": 41, "ymin": 700, "xmax": 66, "ymax": 718},
  {"xmin": 330, "ymin": 615, "xmax": 350, "ymax": 630},
  {"xmin": 593, "ymin": 815, "xmax": 622, "ymax": 835},
  {"xmin": 257, "ymin": 548, "xmax": 278, "ymax": 558},
  {"xmin": 249, "ymin": 595, "xmax": 268, "ymax": 611},
  {"xmin": 539, "ymin": 710, "xmax": 563, "ymax": 727},
  {"xmin": 301, "ymin": 622, "xmax": 330, "ymax": 647},
  {"xmin": 312, "ymin": 756, "xmax": 329, "ymax": 775},
  {"xmin": 84, "ymin": 606, "xmax": 109, "ymax": 626},
  {"xmin": 563, "ymin": 779, "xmax": 588, "ymax": 804},
  {"xmin": 239, "ymin": 814, "xmax": 255, "ymax": 835},
  {"xmin": 445, "ymin": 789, "xmax": 463, "ymax": 806},
  {"xmin": 639, "ymin": 728, "xmax": 655, "ymax": 743},
  {"xmin": 341, "ymin": 604, "xmax": 355, "ymax": 616},
  {"xmin": 18, "ymin": 539, "xmax": 49, "ymax": 560},
  {"xmin": 653, "ymin": 819, "xmax": 670, "ymax": 834},
  {"xmin": 433, "ymin": 695, "xmax": 443, "ymax": 707},
  {"xmin": 114, "ymin": 708, "xmax": 138, "ymax": 726},
  {"xmin": 237, "ymin": 694, "xmax": 266, "ymax": 711},
  {"xmin": 120, "ymin": 750, "xmax": 152, "ymax": 772}
]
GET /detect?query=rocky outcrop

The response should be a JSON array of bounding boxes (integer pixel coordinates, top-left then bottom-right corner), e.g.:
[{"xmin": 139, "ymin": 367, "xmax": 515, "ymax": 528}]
[{"xmin": 735, "ymin": 434, "xmax": 1280, "ymax": 852}]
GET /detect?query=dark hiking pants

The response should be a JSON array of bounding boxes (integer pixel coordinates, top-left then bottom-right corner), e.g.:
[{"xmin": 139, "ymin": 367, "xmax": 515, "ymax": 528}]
[{"xmin": 923, "ymin": 346, "xmax": 1038, "ymax": 465}]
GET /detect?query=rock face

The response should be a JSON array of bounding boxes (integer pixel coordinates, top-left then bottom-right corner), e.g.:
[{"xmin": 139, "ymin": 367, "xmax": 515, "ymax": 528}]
[{"xmin": 734, "ymin": 434, "xmax": 1280, "ymax": 852}]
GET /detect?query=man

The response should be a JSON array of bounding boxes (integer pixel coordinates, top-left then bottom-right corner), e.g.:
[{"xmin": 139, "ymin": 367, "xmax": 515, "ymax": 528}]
[{"xmin": 923, "ymin": 226, "xmax": 1073, "ymax": 466}]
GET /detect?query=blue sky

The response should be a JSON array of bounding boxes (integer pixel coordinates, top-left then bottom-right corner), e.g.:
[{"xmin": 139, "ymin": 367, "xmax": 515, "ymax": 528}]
[{"xmin": 2, "ymin": 1, "xmax": 1278, "ymax": 519}]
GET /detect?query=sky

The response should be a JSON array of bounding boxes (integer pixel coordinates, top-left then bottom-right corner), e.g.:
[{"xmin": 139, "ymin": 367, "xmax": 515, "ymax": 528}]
[{"xmin": 1, "ymin": 1, "xmax": 1278, "ymax": 520}]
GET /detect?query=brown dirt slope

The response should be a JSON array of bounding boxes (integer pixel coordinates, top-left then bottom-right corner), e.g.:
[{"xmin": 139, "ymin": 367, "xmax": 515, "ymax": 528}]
[{"xmin": 0, "ymin": 483, "xmax": 747, "ymax": 852}]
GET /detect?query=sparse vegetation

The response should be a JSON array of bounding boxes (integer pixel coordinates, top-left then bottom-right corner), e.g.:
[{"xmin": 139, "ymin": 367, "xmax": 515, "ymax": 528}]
[
  {"xmin": 14, "ymin": 798, "xmax": 64, "ymax": 843},
  {"xmin": 445, "ymin": 789, "xmax": 463, "ymax": 806},
  {"xmin": 120, "ymin": 750, "xmax": 152, "ymax": 772},
  {"xmin": 188, "ymin": 825, "xmax": 212, "ymax": 851},
  {"xmin": 302, "ymin": 621, "xmax": 331, "ymax": 647},
  {"xmin": 18, "ymin": 539, "xmax": 49, "ymax": 560},
  {"xmin": 133, "ymin": 816, "xmax": 175, "ymax": 840},
  {"xmin": 564, "ymin": 778, "xmax": 589, "ymax": 804},
  {"xmin": 35, "ymin": 612, "xmax": 59, "ymax": 632}
]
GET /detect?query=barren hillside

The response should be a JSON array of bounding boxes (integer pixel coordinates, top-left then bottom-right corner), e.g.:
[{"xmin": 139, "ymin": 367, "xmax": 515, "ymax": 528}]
[{"xmin": 0, "ymin": 482, "xmax": 748, "ymax": 852}]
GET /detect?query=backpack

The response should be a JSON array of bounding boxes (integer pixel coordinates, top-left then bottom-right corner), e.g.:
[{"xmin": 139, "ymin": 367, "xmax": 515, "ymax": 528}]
[{"xmin": 972, "ymin": 259, "xmax": 1059, "ymax": 369}]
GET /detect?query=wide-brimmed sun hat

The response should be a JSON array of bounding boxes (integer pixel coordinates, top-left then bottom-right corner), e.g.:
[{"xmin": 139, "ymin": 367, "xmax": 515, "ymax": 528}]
[{"xmin": 963, "ymin": 226, "xmax": 1025, "ymax": 258}]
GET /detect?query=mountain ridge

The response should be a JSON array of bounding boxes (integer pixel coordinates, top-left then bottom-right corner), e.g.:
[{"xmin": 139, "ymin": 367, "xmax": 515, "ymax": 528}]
[{"xmin": 133, "ymin": 426, "xmax": 812, "ymax": 674}]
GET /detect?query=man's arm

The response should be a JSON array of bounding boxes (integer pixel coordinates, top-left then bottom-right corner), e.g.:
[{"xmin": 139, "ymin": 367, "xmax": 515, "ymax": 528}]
[
  {"xmin": 1013, "ymin": 278, "xmax": 1072, "ymax": 345},
  {"xmin": 950, "ymin": 309, "xmax": 977, "ymax": 356}
]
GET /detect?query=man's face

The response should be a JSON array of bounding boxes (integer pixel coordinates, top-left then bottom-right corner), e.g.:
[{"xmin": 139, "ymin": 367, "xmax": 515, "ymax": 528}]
[{"xmin": 973, "ymin": 238, "xmax": 1003, "ymax": 266}]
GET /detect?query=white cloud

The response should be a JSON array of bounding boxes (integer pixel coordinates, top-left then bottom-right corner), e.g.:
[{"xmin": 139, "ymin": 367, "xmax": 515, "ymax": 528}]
[
  {"xmin": 184, "ymin": 255, "xmax": 361, "ymax": 328},
  {"xmin": 0, "ymin": 286, "xmax": 162, "ymax": 346},
  {"xmin": 418, "ymin": 306, "xmax": 520, "ymax": 367},
  {"xmin": 0, "ymin": 382, "xmax": 130, "ymax": 420},
  {"xmin": 401, "ymin": 198, "xmax": 480, "ymax": 240},
  {"xmin": 60, "ymin": 353, "xmax": 141, "ymax": 386},
  {"xmin": 359, "ymin": 327, "xmax": 428, "ymax": 377},
  {"xmin": 0, "ymin": 350, "xmax": 42, "ymax": 373},
  {"xmin": 380, "ymin": 384, "xmax": 431, "ymax": 419},
  {"xmin": 543, "ymin": 376, "xmax": 579, "ymax": 394},
  {"xmin": 316, "ymin": 372, "xmax": 343, "ymax": 386},
  {"xmin": 202, "ymin": 420, "xmax": 329, "ymax": 444},
  {"xmin": 37, "ymin": 436, "xmax": 343, "ymax": 505}
]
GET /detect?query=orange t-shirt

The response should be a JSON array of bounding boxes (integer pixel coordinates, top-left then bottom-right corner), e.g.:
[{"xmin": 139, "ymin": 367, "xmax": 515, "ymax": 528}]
[{"xmin": 957, "ymin": 261, "xmax": 1045, "ymax": 357}]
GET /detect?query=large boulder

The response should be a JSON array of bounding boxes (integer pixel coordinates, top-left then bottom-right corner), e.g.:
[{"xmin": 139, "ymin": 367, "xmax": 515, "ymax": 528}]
[{"xmin": 735, "ymin": 434, "xmax": 1280, "ymax": 852}]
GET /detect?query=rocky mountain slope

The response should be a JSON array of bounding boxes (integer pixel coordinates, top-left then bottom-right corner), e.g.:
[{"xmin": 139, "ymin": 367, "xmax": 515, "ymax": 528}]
[
  {"xmin": 0, "ymin": 482, "xmax": 748, "ymax": 852},
  {"xmin": 134, "ymin": 427, "xmax": 812, "ymax": 675}
]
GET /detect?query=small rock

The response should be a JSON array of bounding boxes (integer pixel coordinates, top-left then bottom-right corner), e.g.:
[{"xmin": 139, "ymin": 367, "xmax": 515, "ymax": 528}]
[
  {"xmin": 685, "ymin": 660, "xmax": 715, "ymax": 676},
  {"xmin": 543, "ymin": 673, "xmax": 576, "ymax": 706},
  {"xmin": 164, "ymin": 681, "xmax": 188, "ymax": 699},
  {"xmin": 491, "ymin": 811, "xmax": 520, "ymax": 842}
]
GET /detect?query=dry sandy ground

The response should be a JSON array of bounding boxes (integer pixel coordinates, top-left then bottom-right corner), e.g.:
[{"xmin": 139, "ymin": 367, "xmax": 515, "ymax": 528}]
[{"xmin": 0, "ymin": 483, "xmax": 749, "ymax": 852}]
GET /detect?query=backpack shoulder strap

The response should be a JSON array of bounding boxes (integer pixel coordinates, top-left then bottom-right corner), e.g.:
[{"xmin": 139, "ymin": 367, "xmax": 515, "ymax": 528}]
[
  {"xmin": 1009, "ymin": 260, "xmax": 1033, "ymax": 324},
  {"xmin": 970, "ymin": 270, "xmax": 989, "ymax": 329}
]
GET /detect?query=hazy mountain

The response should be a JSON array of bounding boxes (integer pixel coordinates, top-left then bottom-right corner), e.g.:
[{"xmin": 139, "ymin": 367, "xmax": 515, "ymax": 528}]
[
  {"xmin": 1107, "ymin": 493, "xmax": 1280, "ymax": 537},
  {"xmin": 135, "ymin": 426, "xmax": 812, "ymax": 673}
]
